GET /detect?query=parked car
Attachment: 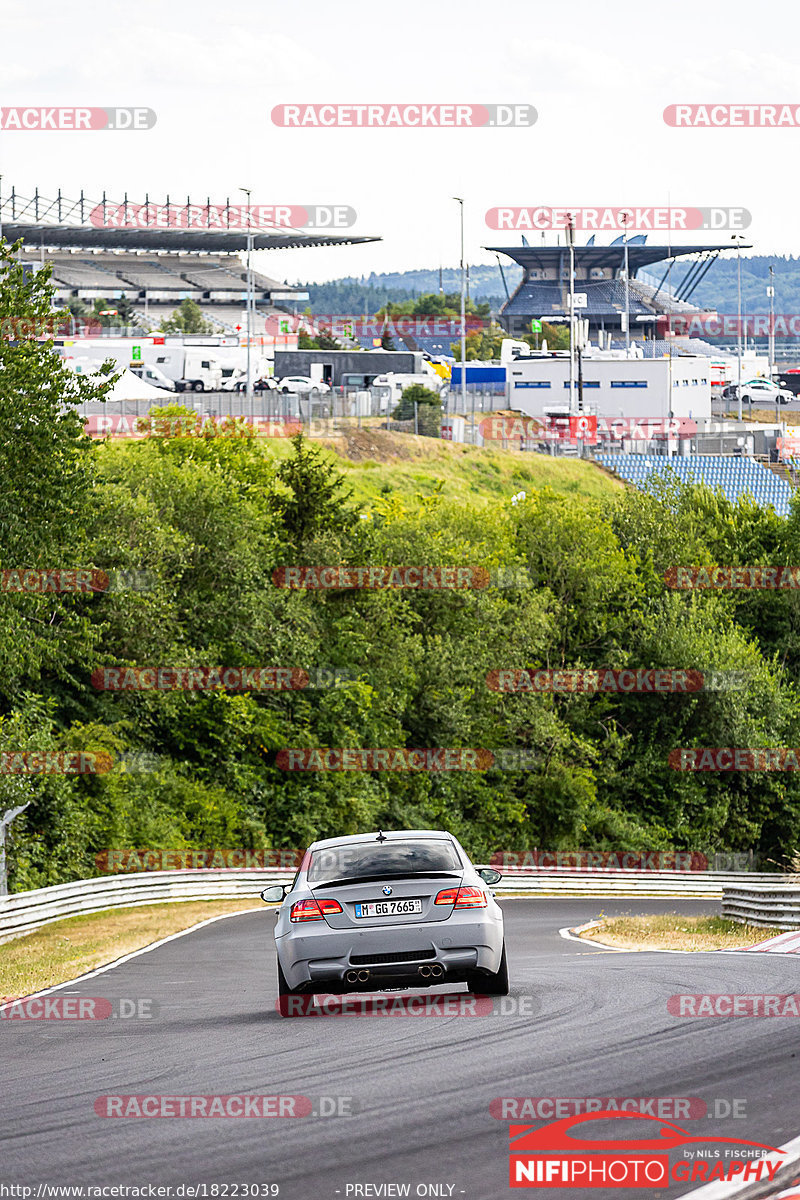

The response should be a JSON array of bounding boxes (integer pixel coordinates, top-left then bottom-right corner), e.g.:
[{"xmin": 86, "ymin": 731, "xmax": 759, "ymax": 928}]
[
  {"xmin": 777, "ymin": 372, "xmax": 800, "ymax": 397},
  {"xmin": 278, "ymin": 376, "xmax": 331, "ymax": 397},
  {"xmin": 233, "ymin": 377, "xmax": 278, "ymax": 393},
  {"xmin": 129, "ymin": 364, "xmax": 176, "ymax": 392},
  {"xmin": 724, "ymin": 379, "xmax": 793, "ymax": 405},
  {"xmin": 261, "ymin": 828, "xmax": 507, "ymax": 1015}
]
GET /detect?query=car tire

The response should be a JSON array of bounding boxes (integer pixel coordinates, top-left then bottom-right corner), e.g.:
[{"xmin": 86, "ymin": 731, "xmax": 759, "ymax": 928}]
[
  {"xmin": 192, "ymin": 381, "xmax": 204, "ymax": 393},
  {"xmin": 277, "ymin": 960, "xmax": 308, "ymax": 1017},
  {"xmin": 311, "ymin": 387, "xmax": 320, "ymax": 398},
  {"xmin": 467, "ymin": 942, "xmax": 509, "ymax": 996}
]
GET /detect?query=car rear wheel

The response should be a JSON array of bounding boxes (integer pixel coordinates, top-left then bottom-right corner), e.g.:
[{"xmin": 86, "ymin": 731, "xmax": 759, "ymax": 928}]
[
  {"xmin": 467, "ymin": 942, "xmax": 509, "ymax": 996},
  {"xmin": 277, "ymin": 960, "xmax": 308, "ymax": 1017}
]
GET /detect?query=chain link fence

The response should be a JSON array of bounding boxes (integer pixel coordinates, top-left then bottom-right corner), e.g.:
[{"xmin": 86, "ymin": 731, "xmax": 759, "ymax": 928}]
[{"xmin": 79, "ymin": 385, "xmax": 510, "ymax": 444}]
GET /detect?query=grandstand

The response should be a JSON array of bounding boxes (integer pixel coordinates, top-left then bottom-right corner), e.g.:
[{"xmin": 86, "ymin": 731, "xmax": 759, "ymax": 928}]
[
  {"xmin": 595, "ymin": 454, "xmax": 793, "ymax": 515},
  {"xmin": 487, "ymin": 239, "xmax": 749, "ymax": 350},
  {"xmin": 1, "ymin": 186, "xmax": 380, "ymax": 335}
]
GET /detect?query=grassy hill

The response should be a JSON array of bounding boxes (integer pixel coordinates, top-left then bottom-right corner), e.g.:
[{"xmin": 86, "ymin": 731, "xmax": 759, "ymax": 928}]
[{"xmin": 264, "ymin": 429, "xmax": 624, "ymax": 506}]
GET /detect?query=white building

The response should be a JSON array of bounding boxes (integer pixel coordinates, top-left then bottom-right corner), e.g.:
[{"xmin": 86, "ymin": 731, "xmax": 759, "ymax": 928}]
[{"xmin": 506, "ymin": 353, "xmax": 712, "ymax": 423}]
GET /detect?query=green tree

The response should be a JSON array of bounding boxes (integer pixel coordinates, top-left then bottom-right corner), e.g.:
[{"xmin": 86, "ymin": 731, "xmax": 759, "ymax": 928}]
[
  {"xmin": 160, "ymin": 298, "xmax": 213, "ymax": 335},
  {"xmin": 270, "ymin": 433, "xmax": 358, "ymax": 550},
  {"xmin": 0, "ymin": 240, "xmax": 113, "ymax": 692}
]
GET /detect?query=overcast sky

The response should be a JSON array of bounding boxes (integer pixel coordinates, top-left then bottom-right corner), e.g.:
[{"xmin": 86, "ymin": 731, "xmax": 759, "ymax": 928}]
[{"xmin": 3, "ymin": 0, "xmax": 800, "ymax": 285}]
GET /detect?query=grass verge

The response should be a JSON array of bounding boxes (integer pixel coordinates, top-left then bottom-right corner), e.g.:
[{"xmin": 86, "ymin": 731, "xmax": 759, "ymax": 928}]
[
  {"xmin": 580, "ymin": 913, "xmax": 785, "ymax": 951},
  {"xmin": 0, "ymin": 899, "xmax": 262, "ymax": 1001},
  {"xmin": 261, "ymin": 430, "xmax": 623, "ymax": 505}
]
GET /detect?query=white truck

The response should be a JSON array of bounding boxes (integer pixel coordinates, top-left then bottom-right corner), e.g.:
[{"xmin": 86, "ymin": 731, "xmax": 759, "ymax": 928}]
[
  {"xmin": 129, "ymin": 363, "xmax": 176, "ymax": 391},
  {"xmin": 141, "ymin": 346, "xmax": 223, "ymax": 392},
  {"xmin": 371, "ymin": 370, "xmax": 447, "ymax": 412}
]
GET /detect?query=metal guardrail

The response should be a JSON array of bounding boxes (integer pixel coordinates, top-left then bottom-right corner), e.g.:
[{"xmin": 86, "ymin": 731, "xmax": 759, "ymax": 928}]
[
  {"xmin": 0, "ymin": 868, "xmax": 291, "ymax": 944},
  {"xmin": 722, "ymin": 883, "xmax": 800, "ymax": 929},
  {"xmin": 0, "ymin": 868, "xmax": 787, "ymax": 943}
]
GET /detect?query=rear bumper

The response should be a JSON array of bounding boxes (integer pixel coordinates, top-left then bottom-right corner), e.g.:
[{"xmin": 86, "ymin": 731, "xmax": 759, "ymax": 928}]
[{"xmin": 275, "ymin": 909, "xmax": 504, "ymax": 991}]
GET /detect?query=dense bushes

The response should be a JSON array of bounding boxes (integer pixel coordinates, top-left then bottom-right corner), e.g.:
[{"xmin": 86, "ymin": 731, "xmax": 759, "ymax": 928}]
[{"xmin": 3, "ymin": 247, "xmax": 800, "ymax": 888}]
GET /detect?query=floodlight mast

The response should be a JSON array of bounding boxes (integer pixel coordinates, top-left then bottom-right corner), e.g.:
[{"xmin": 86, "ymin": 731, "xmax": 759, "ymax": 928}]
[
  {"xmin": 239, "ymin": 186, "xmax": 253, "ymax": 420},
  {"xmin": 733, "ymin": 234, "xmax": 745, "ymax": 421},
  {"xmin": 566, "ymin": 215, "xmax": 576, "ymax": 416},
  {"xmin": 622, "ymin": 211, "xmax": 630, "ymax": 353},
  {"xmin": 454, "ymin": 197, "xmax": 467, "ymax": 417}
]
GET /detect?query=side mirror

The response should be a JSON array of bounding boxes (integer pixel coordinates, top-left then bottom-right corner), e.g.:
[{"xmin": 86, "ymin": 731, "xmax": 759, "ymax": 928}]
[
  {"xmin": 260, "ymin": 884, "xmax": 289, "ymax": 903},
  {"xmin": 477, "ymin": 867, "xmax": 502, "ymax": 886}
]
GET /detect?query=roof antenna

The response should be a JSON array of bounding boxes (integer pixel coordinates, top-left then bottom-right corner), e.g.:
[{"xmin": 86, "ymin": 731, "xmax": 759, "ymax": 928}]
[{"xmin": 376, "ymin": 829, "xmax": 387, "ymax": 842}]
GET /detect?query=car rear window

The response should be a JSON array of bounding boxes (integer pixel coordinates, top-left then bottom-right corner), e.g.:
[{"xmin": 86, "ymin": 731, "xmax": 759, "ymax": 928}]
[{"xmin": 307, "ymin": 840, "xmax": 462, "ymax": 884}]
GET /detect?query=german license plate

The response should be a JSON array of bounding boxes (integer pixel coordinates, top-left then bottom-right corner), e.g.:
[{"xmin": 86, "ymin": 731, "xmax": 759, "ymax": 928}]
[{"xmin": 354, "ymin": 899, "xmax": 423, "ymax": 918}]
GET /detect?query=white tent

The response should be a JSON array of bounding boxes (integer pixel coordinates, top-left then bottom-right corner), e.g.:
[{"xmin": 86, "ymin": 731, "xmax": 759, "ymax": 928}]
[{"xmin": 65, "ymin": 359, "xmax": 167, "ymax": 402}]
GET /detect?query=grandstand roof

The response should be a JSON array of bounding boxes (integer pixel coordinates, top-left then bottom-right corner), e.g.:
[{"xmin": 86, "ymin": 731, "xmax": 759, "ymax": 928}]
[
  {"xmin": 486, "ymin": 243, "xmax": 751, "ymax": 273},
  {"xmin": 0, "ymin": 188, "xmax": 379, "ymax": 253},
  {"xmin": 1, "ymin": 221, "xmax": 377, "ymax": 253}
]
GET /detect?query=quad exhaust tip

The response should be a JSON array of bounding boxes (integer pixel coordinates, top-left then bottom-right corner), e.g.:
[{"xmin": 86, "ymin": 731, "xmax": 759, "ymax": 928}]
[
  {"xmin": 418, "ymin": 964, "xmax": 444, "ymax": 979},
  {"xmin": 346, "ymin": 969, "xmax": 371, "ymax": 983}
]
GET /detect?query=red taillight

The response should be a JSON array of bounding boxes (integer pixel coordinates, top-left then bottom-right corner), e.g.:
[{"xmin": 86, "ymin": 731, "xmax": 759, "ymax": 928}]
[
  {"xmin": 290, "ymin": 897, "xmax": 343, "ymax": 922},
  {"xmin": 434, "ymin": 886, "xmax": 487, "ymax": 909}
]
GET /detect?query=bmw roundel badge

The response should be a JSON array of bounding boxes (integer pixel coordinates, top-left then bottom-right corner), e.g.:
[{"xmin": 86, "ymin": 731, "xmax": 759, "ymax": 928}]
[{"xmin": 382, "ymin": 885, "xmax": 393, "ymax": 895}]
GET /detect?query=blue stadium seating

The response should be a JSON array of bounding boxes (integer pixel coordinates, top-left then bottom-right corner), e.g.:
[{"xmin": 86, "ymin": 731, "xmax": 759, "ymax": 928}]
[
  {"xmin": 504, "ymin": 279, "xmax": 650, "ymax": 318},
  {"xmin": 503, "ymin": 284, "xmax": 565, "ymax": 315},
  {"xmin": 594, "ymin": 454, "xmax": 794, "ymax": 517}
]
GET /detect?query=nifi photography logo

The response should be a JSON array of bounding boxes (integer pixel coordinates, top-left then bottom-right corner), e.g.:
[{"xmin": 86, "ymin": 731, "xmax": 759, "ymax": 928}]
[{"xmin": 507, "ymin": 1111, "xmax": 783, "ymax": 1188}]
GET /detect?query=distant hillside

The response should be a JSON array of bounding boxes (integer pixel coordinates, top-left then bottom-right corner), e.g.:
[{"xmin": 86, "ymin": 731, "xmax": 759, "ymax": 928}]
[
  {"xmin": 655, "ymin": 255, "xmax": 800, "ymax": 315},
  {"xmin": 305, "ymin": 255, "xmax": 800, "ymax": 318},
  {"xmin": 304, "ymin": 267, "xmax": 517, "ymax": 314}
]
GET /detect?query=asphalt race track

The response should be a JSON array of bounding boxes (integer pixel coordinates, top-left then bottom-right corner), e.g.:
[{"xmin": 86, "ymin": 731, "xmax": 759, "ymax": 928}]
[{"xmin": 3, "ymin": 898, "xmax": 800, "ymax": 1199}]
